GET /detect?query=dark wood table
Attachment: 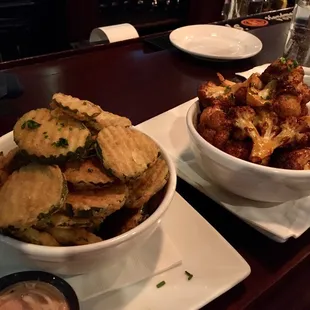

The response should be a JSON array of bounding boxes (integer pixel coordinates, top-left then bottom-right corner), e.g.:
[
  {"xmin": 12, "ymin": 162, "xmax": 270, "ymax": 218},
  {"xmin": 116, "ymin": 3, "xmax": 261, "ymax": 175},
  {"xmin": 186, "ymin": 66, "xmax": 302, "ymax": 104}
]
[{"xmin": 0, "ymin": 22, "xmax": 309, "ymax": 310}]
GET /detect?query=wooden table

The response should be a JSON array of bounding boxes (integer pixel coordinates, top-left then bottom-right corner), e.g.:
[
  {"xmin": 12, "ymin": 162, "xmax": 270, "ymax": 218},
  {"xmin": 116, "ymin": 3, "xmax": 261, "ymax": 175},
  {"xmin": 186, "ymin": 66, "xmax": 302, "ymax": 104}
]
[{"xmin": 0, "ymin": 22, "xmax": 309, "ymax": 310}]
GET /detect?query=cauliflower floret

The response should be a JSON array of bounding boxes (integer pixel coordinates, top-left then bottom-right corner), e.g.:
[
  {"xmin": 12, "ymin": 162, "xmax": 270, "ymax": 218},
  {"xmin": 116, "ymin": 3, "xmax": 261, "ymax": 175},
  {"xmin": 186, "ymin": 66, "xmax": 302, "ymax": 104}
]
[
  {"xmin": 273, "ymin": 91, "xmax": 303, "ymax": 118},
  {"xmin": 247, "ymin": 80, "xmax": 277, "ymax": 107},
  {"xmin": 297, "ymin": 82, "xmax": 310, "ymax": 105},
  {"xmin": 198, "ymin": 106, "xmax": 232, "ymax": 150},
  {"xmin": 199, "ymin": 106, "xmax": 231, "ymax": 131},
  {"xmin": 198, "ymin": 81, "xmax": 235, "ymax": 108},
  {"xmin": 224, "ymin": 140, "xmax": 252, "ymax": 160},
  {"xmin": 261, "ymin": 57, "xmax": 304, "ymax": 88},
  {"xmin": 232, "ymin": 106, "xmax": 306, "ymax": 164},
  {"xmin": 198, "ymin": 127, "xmax": 230, "ymax": 150},
  {"xmin": 272, "ymin": 148, "xmax": 310, "ymax": 170}
]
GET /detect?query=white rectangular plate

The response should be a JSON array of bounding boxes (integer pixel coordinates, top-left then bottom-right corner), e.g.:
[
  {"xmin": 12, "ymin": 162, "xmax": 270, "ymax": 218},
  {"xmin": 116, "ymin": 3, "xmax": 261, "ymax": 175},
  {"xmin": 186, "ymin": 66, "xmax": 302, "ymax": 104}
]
[{"xmin": 81, "ymin": 193, "xmax": 250, "ymax": 310}]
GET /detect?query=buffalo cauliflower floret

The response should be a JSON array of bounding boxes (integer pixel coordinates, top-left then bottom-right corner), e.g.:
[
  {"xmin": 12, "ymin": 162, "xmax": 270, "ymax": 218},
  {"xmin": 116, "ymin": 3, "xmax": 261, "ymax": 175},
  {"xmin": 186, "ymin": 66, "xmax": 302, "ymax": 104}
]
[
  {"xmin": 231, "ymin": 106, "xmax": 308, "ymax": 164},
  {"xmin": 198, "ymin": 127, "xmax": 230, "ymax": 150},
  {"xmin": 297, "ymin": 82, "xmax": 310, "ymax": 105},
  {"xmin": 224, "ymin": 140, "xmax": 252, "ymax": 160},
  {"xmin": 198, "ymin": 81, "xmax": 235, "ymax": 108},
  {"xmin": 198, "ymin": 106, "xmax": 232, "ymax": 150},
  {"xmin": 273, "ymin": 89, "xmax": 303, "ymax": 118},
  {"xmin": 272, "ymin": 148, "xmax": 310, "ymax": 170},
  {"xmin": 199, "ymin": 105, "xmax": 231, "ymax": 131},
  {"xmin": 247, "ymin": 79, "xmax": 277, "ymax": 107}
]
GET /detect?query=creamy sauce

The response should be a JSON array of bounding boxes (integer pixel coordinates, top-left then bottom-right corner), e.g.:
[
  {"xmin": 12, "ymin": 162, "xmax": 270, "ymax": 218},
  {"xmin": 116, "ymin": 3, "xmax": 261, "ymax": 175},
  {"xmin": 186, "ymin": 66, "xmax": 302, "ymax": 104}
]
[{"xmin": 0, "ymin": 281, "xmax": 69, "ymax": 310}]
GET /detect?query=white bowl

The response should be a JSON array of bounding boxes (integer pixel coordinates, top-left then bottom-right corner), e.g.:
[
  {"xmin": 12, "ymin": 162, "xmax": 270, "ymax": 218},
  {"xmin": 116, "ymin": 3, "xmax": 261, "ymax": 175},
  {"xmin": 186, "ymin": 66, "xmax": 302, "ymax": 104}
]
[
  {"xmin": 0, "ymin": 131, "xmax": 177, "ymax": 276},
  {"xmin": 186, "ymin": 100, "xmax": 310, "ymax": 203}
]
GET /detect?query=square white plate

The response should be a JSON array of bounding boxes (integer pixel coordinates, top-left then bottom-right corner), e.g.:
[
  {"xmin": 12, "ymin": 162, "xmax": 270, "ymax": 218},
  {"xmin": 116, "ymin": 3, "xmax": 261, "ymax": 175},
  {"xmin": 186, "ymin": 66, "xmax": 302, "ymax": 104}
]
[{"xmin": 81, "ymin": 193, "xmax": 250, "ymax": 310}]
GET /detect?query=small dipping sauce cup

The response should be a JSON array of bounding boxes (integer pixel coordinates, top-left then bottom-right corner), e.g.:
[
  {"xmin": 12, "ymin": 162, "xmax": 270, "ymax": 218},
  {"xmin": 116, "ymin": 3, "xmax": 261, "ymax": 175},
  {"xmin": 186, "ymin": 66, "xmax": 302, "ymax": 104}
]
[{"xmin": 0, "ymin": 271, "xmax": 79, "ymax": 310}]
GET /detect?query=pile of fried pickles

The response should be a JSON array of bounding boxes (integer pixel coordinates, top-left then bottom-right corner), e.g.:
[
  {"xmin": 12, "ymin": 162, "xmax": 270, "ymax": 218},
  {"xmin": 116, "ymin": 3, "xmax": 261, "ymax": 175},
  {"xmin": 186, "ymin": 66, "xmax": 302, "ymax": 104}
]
[
  {"xmin": 0, "ymin": 93, "xmax": 169, "ymax": 246},
  {"xmin": 197, "ymin": 58, "xmax": 310, "ymax": 169}
]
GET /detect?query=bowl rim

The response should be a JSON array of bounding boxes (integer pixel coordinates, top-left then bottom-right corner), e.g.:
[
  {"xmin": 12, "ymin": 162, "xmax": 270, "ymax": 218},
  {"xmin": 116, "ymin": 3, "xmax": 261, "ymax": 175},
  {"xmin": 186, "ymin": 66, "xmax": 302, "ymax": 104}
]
[
  {"xmin": 0, "ymin": 129, "xmax": 177, "ymax": 257},
  {"xmin": 186, "ymin": 99, "xmax": 310, "ymax": 177},
  {"xmin": 0, "ymin": 271, "xmax": 80, "ymax": 309}
]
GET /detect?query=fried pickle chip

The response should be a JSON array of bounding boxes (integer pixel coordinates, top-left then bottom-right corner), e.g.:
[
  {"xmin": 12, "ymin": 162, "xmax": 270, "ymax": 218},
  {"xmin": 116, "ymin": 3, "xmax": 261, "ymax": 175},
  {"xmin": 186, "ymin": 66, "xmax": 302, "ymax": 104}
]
[
  {"xmin": 0, "ymin": 149, "xmax": 17, "ymax": 187},
  {"xmin": 48, "ymin": 227, "xmax": 102, "ymax": 245},
  {"xmin": 126, "ymin": 157, "xmax": 169, "ymax": 209},
  {"xmin": 88, "ymin": 111, "xmax": 132, "ymax": 131},
  {"xmin": 119, "ymin": 210, "xmax": 146, "ymax": 234},
  {"xmin": 66, "ymin": 184, "xmax": 128, "ymax": 218},
  {"xmin": 0, "ymin": 164, "xmax": 67, "ymax": 229},
  {"xmin": 64, "ymin": 158, "xmax": 115, "ymax": 189},
  {"xmin": 13, "ymin": 108, "xmax": 91, "ymax": 161},
  {"xmin": 51, "ymin": 93, "xmax": 102, "ymax": 122},
  {"xmin": 12, "ymin": 228, "xmax": 59, "ymax": 246},
  {"xmin": 96, "ymin": 127, "xmax": 160, "ymax": 181},
  {"xmin": 36, "ymin": 213, "xmax": 93, "ymax": 230}
]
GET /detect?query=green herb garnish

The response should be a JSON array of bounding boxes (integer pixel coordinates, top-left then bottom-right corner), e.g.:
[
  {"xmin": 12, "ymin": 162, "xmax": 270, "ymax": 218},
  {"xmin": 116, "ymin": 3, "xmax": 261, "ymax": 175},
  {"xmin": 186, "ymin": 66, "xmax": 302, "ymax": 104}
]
[
  {"xmin": 156, "ymin": 281, "xmax": 166, "ymax": 288},
  {"xmin": 21, "ymin": 120, "xmax": 41, "ymax": 130},
  {"xmin": 293, "ymin": 60, "xmax": 299, "ymax": 68},
  {"xmin": 224, "ymin": 86, "xmax": 231, "ymax": 94},
  {"xmin": 279, "ymin": 57, "xmax": 286, "ymax": 64},
  {"xmin": 52, "ymin": 138, "xmax": 69, "ymax": 148},
  {"xmin": 185, "ymin": 271, "xmax": 193, "ymax": 281}
]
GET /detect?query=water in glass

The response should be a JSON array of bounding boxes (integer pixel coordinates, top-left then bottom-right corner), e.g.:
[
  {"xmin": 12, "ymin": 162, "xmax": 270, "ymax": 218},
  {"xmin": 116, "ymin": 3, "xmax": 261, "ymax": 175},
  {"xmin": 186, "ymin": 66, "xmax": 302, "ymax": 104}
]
[{"xmin": 284, "ymin": 0, "xmax": 310, "ymax": 66}]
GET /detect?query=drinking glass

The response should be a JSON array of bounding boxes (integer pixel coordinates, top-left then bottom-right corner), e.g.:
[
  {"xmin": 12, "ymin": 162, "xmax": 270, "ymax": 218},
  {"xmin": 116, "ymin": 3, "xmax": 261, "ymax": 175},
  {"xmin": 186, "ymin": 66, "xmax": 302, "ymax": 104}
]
[{"xmin": 283, "ymin": 0, "xmax": 310, "ymax": 66}]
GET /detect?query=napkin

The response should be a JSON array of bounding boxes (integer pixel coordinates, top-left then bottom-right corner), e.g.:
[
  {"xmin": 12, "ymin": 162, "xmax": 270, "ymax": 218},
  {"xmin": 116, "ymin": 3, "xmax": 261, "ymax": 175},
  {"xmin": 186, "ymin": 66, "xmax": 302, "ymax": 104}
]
[{"xmin": 136, "ymin": 93, "xmax": 310, "ymax": 242}]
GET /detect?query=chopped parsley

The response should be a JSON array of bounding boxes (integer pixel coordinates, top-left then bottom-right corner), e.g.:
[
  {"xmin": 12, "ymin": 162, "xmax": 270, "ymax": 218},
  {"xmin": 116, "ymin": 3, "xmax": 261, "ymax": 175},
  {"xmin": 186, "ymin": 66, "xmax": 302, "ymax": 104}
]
[
  {"xmin": 224, "ymin": 86, "xmax": 231, "ymax": 94},
  {"xmin": 156, "ymin": 281, "xmax": 166, "ymax": 288},
  {"xmin": 279, "ymin": 57, "xmax": 286, "ymax": 64},
  {"xmin": 52, "ymin": 138, "xmax": 69, "ymax": 148},
  {"xmin": 21, "ymin": 120, "xmax": 41, "ymax": 130},
  {"xmin": 185, "ymin": 271, "xmax": 193, "ymax": 281},
  {"xmin": 293, "ymin": 59, "xmax": 299, "ymax": 68}
]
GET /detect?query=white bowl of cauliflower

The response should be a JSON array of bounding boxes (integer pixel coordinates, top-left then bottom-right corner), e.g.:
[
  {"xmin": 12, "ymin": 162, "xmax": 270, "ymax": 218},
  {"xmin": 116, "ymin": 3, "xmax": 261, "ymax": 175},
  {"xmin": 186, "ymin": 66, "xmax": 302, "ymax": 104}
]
[{"xmin": 187, "ymin": 58, "xmax": 310, "ymax": 203}]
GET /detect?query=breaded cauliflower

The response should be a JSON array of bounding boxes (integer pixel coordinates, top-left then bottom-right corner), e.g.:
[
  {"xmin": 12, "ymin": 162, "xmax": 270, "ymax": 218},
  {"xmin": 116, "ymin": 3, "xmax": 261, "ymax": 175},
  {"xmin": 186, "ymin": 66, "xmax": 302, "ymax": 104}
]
[
  {"xmin": 272, "ymin": 148, "xmax": 310, "ymax": 170},
  {"xmin": 261, "ymin": 57, "xmax": 303, "ymax": 88},
  {"xmin": 198, "ymin": 81, "xmax": 235, "ymax": 108},
  {"xmin": 231, "ymin": 106, "xmax": 309, "ymax": 164}
]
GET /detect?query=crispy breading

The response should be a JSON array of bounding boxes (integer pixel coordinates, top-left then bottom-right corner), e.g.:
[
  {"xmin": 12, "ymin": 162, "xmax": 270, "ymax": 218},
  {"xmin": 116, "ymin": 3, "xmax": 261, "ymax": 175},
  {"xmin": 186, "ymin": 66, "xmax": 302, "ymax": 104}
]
[
  {"xmin": 126, "ymin": 157, "xmax": 169, "ymax": 209},
  {"xmin": 12, "ymin": 228, "xmax": 59, "ymax": 246},
  {"xmin": 66, "ymin": 184, "xmax": 128, "ymax": 218},
  {"xmin": 13, "ymin": 108, "xmax": 91, "ymax": 160},
  {"xmin": 96, "ymin": 126, "xmax": 160, "ymax": 181},
  {"xmin": 51, "ymin": 93, "xmax": 102, "ymax": 122},
  {"xmin": 119, "ymin": 210, "xmax": 146, "ymax": 234},
  {"xmin": 0, "ymin": 164, "xmax": 67, "ymax": 229},
  {"xmin": 88, "ymin": 110, "xmax": 132, "ymax": 131},
  {"xmin": 64, "ymin": 158, "xmax": 115, "ymax": 189},
  {"xmin": 48, "ymin": 227, "xmax": 102, "ymax": 245}
]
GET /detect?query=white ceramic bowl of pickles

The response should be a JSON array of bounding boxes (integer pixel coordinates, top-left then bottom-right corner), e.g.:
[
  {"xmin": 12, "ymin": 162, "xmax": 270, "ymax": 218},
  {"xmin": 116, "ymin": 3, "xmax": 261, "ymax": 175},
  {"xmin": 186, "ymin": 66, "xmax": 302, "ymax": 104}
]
[{"xmin": 0, "ymin": 93, "xmax": 177, "ymax": 276}]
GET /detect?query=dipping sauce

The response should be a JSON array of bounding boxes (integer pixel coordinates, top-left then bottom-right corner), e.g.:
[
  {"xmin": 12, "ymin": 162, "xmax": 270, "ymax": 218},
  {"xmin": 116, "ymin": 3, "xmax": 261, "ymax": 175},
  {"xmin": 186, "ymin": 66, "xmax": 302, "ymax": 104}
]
[{"xmin": 0, "ymin": 281, "xmax": 69, "ymax": 310}]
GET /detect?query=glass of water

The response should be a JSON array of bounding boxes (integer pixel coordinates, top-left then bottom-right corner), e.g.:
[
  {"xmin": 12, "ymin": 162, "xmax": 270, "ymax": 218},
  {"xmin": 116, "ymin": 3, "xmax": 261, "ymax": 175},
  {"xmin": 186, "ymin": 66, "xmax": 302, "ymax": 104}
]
[{"xmin": 283, "ymin": 0, "xmax": 310, "ymax": 66}]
